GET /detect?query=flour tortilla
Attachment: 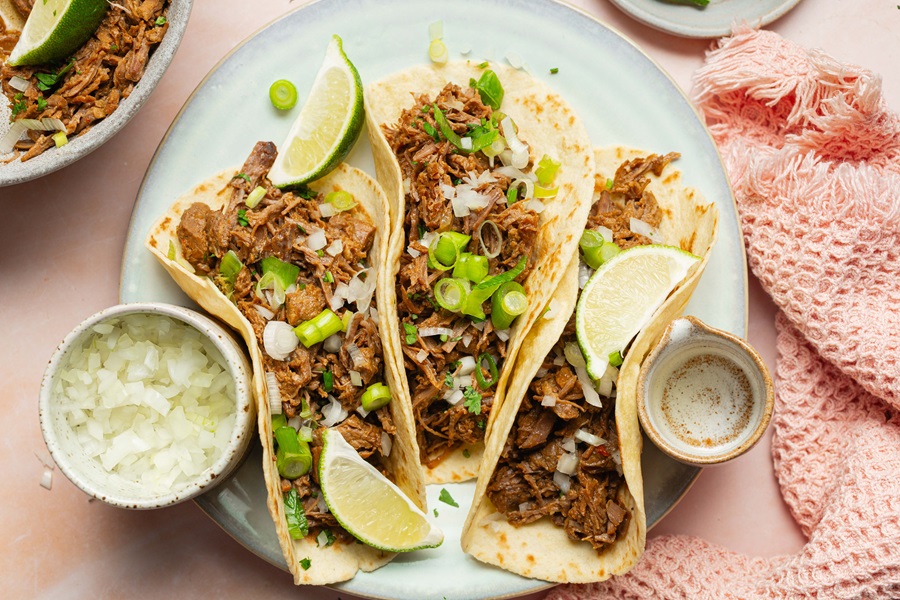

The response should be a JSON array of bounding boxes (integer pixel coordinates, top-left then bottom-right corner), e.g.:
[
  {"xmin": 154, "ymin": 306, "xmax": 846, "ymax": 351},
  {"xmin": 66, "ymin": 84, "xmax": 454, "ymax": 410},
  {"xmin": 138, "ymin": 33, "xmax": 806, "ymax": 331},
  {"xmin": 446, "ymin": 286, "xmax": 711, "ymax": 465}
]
[
  {"xmin": 145, "ymin": 163, "xmax": 426, "ymax": 584},
  {"xmin": 365, "ymin": 62, "xmax": 595, "ymax": 483},
  {"xmin": 460, "ymin": 146, "xmax": 719, "ymax": 582}
]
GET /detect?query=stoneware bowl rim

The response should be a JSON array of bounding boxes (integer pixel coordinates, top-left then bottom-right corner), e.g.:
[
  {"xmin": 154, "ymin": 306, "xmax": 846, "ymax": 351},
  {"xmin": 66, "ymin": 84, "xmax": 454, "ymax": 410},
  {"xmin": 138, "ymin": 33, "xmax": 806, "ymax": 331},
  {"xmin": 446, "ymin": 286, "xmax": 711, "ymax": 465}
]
[
  {"xmin": 0, "ymin": 0, "xmax": 194, "ymax": 187},
  {"xmin": 637, "ymin": 315, "xmax": 774, "ymax": 466},
  {"xmin": 38, "ymin": 301, "xmax": 255, "ymax": 509}
]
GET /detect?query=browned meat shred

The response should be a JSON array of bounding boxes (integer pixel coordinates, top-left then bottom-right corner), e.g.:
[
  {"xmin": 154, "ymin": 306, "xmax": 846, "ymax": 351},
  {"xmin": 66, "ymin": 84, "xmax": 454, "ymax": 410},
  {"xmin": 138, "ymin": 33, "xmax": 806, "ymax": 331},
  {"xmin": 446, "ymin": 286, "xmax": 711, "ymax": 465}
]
[
  {"xmin": 1, "ymin": 0, "xmax": 170, "ymax": 162},
  {"xmin": 177, "ymin": 141, "xmax": 392, "ymax": 543},
  {"xmin": 587, "ymin": 152, "xmax": 678, "ymax": 249},
  {"xmin": 382, "ymin": 83, "xmax": 540, "ymax": 468},
  {"xmin": 487, "ymin": 153, "xmax": 679, "ymax": 551}
]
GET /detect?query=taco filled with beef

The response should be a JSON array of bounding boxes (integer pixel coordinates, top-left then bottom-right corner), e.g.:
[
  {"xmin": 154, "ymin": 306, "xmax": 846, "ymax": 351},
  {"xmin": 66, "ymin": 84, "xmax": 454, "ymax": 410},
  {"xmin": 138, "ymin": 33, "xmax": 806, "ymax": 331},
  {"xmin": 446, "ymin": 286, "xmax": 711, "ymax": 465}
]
[
  {"xmin": 365, "ymin": 62, "xmax": 595, "ymax": 483},
  {"xmin": 145, "ymin": 141, "xmax": 431, "ymax": 584},
  {"xmin": 460, "ymin": 147, "xmax": 719, "ymax": 582}
]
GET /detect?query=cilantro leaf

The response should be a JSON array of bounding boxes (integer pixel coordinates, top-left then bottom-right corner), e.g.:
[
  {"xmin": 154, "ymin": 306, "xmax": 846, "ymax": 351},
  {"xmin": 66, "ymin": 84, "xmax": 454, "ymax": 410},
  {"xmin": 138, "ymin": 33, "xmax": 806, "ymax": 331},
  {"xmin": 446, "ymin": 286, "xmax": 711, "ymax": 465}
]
[
  {"xmin": 403, "ymin": 322, "xmax": 418, "ymax": 345},
  {"xmin": 283, "ymin": 488, "xmax": 309, "ymax": 540},
  {"xmin": 299, "ymin": 557, "xmax": 311, "ymax": 570},
  {"xmin": 463, "ymin": 386, "xmax": 482, "ymax": 415},
  {"xmin": 438, "ymin": 488, "xmax": 459, "ymax": 507},
  {"xmin": 237, "ymin": 209, "xmax": 249, "ymax": 227},
  {"xmin": 444, "ymin": 371, "xmax": 454, "ymax": 388}
]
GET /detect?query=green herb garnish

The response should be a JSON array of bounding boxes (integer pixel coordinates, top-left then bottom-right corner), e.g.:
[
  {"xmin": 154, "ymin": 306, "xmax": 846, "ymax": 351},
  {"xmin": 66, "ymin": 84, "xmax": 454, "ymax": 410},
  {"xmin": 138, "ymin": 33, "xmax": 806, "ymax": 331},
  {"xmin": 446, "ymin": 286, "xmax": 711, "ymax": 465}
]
[
  {"xmin": 463, "ymin": 386, "xmax": 482, "ymax": 415},
  {"xmin": 403, "ymin": 322, "xmax": 418, "ymax": 345},
  {"xmin": 284, "ymin": 488, "xmax": 309, "ymax": 540},
  {"xmin": 35, "ymin": 58, "xmax": 75, "ymax": 92},
  {"xmin": 550, "ymin": 67, "xmax": 559, "ymax": 74},
  {"xmin": 323, "ymin": 369, "xmax": 333, "ymax": 392},
  {"xmin": 155, "ymin": 16, "xmax": 167, "ymax": 26},
  {"xmin": 11, "ymin": 93, "xmax": 27, "ymax": 117},
  {"xmin": 462, "ymin": 448, "xmax": 471, "ymax": 458},
  {"xmin": 469, "ymin": 69, "xmax": 504, "ymax": 110},
  {"xmin": 299, "ymin": 557, "xmax": 311, "ymax": 570},
  {"xmin": 237, "ymin": 209, "xmax": 249, "ymax": 227},
  {"xmin": 234, "ymin": 173, "xmax": 251, "ymax": 183},
  {"xmin": 36, "ymin": 96, "xmax": 48, "ymax": 112},
  {"xmin": 444, "ymin": 371, "xmax": 454, "ymax": 388},
  {"xmin": 438, "ymin": 488, "xmax": 459, "ymax": 507}
]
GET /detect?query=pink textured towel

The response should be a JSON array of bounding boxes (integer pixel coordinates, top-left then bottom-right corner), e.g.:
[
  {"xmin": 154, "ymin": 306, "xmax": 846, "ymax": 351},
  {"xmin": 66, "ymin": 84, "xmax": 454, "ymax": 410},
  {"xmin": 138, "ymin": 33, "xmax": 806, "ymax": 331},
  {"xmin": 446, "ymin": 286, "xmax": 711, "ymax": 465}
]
[{"xmin": 549, "ymin": 27, "xmax": 900, "ymax": 599}]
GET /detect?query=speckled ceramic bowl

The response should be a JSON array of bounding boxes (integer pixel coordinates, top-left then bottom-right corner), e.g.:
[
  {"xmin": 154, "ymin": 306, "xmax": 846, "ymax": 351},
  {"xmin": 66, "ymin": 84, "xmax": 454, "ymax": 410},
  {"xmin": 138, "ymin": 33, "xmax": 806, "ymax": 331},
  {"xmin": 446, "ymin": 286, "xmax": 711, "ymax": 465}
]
[
  {"xmin": 39, "ymin": 302, "xmax": 255, "ymax": 509},
  {"xmin": 0, "ymin": 0, "xmax": 192, "ymax": 187}
]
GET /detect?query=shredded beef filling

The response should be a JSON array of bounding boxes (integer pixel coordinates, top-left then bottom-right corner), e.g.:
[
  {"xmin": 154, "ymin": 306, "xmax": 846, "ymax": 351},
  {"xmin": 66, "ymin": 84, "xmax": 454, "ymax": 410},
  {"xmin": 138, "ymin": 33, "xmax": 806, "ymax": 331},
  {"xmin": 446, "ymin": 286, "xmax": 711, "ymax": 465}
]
[
  {"xmin": 383, "ymin": 83, "xmax": 539, "ymax": 468},
  {"xmin": 487, "ymin": 152, "xmax": 678, "ymax": 551},
  {"xmin": 177, "ymin": 141, "xmax": 393, "ymax": 543},
  {"xmin": 1, "ymin": 0, "xmax": 169, "ymax": 162}
]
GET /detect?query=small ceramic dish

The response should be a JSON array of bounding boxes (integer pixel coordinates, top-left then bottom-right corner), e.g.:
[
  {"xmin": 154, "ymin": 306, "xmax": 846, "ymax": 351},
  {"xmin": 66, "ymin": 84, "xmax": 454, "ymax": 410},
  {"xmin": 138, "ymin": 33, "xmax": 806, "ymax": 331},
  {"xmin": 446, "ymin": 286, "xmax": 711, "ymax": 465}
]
[
  {"xmin": 0, "ymin": 0, "xmax": 193, "ymax": 187},
  {"xmin": 39, "ymin": 302, "xmax": 255, "ymax": 509},
  {"xmin": 637, "ymin": 316, "xmax": 773, "ymax": 465}
]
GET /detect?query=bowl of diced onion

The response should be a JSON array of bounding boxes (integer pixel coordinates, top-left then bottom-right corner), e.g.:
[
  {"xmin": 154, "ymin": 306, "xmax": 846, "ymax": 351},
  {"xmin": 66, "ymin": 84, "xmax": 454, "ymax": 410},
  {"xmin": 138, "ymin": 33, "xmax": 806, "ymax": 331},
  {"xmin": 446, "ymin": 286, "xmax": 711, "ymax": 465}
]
[{"xmin": 39, "ymin": 302, "xmax": 255, "ymax": 509}]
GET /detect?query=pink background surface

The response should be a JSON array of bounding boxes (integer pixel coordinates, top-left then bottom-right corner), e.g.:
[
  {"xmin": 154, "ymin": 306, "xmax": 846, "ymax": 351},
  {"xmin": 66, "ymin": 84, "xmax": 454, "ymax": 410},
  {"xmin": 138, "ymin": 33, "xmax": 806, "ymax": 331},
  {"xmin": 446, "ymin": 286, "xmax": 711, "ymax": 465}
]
[{"xmin": 3, "ymin": 0, "xmax": 898, "ymax": 597}]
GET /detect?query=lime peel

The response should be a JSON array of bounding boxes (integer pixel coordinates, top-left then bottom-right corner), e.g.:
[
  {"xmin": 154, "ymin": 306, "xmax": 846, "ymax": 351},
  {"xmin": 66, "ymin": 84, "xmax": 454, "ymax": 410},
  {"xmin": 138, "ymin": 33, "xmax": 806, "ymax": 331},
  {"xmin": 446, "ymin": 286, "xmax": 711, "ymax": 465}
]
[
  {"xmin": 8, "ymin": 0, "xmax": 108, "ymax": 66},
  {"xmin": 267, "ymin": 35, "xmax": 364, "ymax": 188},
  {"xmin": 575, "ymin": 244, "xmax": 700, "ymax": 380},
  {"xmin": 318, "ymin": 429, "xmax": 443, "ymax": 552}
]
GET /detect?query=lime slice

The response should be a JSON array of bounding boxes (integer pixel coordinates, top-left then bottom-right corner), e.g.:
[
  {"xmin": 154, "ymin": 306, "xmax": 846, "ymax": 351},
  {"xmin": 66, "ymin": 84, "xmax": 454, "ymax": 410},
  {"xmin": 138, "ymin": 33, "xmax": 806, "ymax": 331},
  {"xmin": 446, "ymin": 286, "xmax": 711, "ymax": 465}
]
[
  {"xmin": 268, "ymin": 35, "xmax": 364, "ymax": 188},
  {"xmin": 576, "ymin": 244, "xmax": 700, "ymax": 379},
  {"xmin": 7, "ymin": 0, "xmax": 108, "ymax": 67},
  {"xmin": 319, "ymin": 429, "xmax": 443, "ymax": 552}
]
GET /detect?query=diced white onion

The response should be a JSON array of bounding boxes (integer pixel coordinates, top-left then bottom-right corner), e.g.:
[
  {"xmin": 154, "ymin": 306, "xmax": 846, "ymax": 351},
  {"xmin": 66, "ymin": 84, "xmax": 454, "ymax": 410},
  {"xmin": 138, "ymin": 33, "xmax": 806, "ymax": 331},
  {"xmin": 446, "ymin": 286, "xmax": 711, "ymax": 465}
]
[
  {"xmin": 320, "ymin": 396, "xmax": 348, "ymax": 428},
  {"xmin": 54, "ymin": 314, "xmax": 238, "ymax": 492},
  {"xmin": 494, "ymin": 165, "xmax": 537, "ymax": 182},
  {"xmin": 356, "ymin": 405, "xmax": 370, "ymax": 418},
  {"xmin": 40, "ymin": 469, "xmax": 53, "ymax": 490},
  {"xmin": 381, "ymin": 432, "xmax": 393, "ymax": 457},
  {"xmin": 553, "ymin": 470, "xmax": 572, "ymax": 494},
  {"xmin": 561, "ymin": 437, "xmax": 577, "ymax": 453},
  {"xmin": 319, "ymin": 203, "xmax": 336, "ymax": 218},
  {"xmin": 445, "ymin": 389, "xmax": 464, "ymax": 406},
  {"xmin": 457, "ymin": 356, "xmax": 477, "ymax": 375},
  {"xmin": 316, "ymin": 493, "xmax": 329, "ymax": 514},
  {"xmin": 536, "ymin": 368, "xmax": 549, "ymax": 378},
  {"xmin": 471, "ymin": 320, "xmax": 486, "ymax": 332},
  {"xmin": 0, "ymin": 122, "xmax": 27, "ymax": 154},
  {"xmin": 552, "ymin": 354, "xmax": 566, "ymax": 366},
  {"xmin": 460, "ymin": 136, "xmax": 473, "ymax": 150},
  {"xmin": 369, "ymin": 306, "xmax": 380, "ymax": 325},
  {"xmin": 597, "ymin": 226, "xmax": 614, "ymax": 243},
  {"xmin": 407, "ymin": 246, "xmax": 421, "ymax": 258},
  {"xmin": 564, "ymin": 343, "xmax": 586, "ymax": 368},
  {"xmin": 9, "ymin": 75, "xmax": 30, "ymax": 91},
  {"xmin": 415, "ymin": 349, "xmax": 428, "ymax": 363},
  {"xmin": 402, "ymin": 177, "xmax": 411, "ymax": 194},
  {"xmin": 347, "ymin": 343, "xmax": 365, "ymax": 368},
  {"xmin": 524, "ymin": 199, "xmax": 545, "ymax": 214},
  {"xmin": 323, "ymin": 334, "xmax": 343, "ymax": 354},
  {"xmin": 287, "ymin": 415, "xmax": 303, "ymax": 431},
  {"xmin": 511, "ymin": 149, "xmax": 530, "ymax": 169},
  {"xmin": 347, "ymin": 268, "xmax": 376, "ymax": 312},
  {"xmin": 306, "ymin": 228, "xmax": 327, "ymax": 251},
  {"xmin": 575, "ymin": 428, "xmax": 606, "ymax": 447},
  {"xmin": 540, "ymin": 394, "xmax": 558, "ymax": 407},
  {"xmin": 578, "ymin": 261, "xmax": 594, "ymax": 289},
  {"xmin": 326, "ymin": 239, "xmax": 343, "ymax": 256},
  {"xmin": 349, "ymin": 370, "xmax": 363, "ymax": 387},
  {"xmin": 461, "ymin": 333, "xmax": 473, "ymax": 348},
  {"xmin": 576, "ymin": 364, "xmax": 603, "ymax": 408},
  {"xmin": 597, "ymin": 374, "xmax": 613, "ymax": 398},
  {"xmin": 263, "ymin": 321, "xmax": 299, "ymax": 361},
  {"xmin": 316, "ymin": 530, "xmax": 331, "ymax": 547},
  {"xmin": 253, "ymin": 304, "xmax": 276, "ymax": 320},
  {"xmin": 265, "ymin": 372, "xmax": 282, "ymax": 415},
  {"xmin": 330, "ymin": 282, "xmax": 349, "ymax": 311},
  {"xmin": 495, "ymin": 329, "xmax": 510, "ymax": 342},
  {"xmin": 419, "ymin": 327, "xmax": 453, "ymax": 338},
  {"xmin": 557, "ymin": 452, "xmax": 579, "ymax": 475},
  {"xmin": 629, "ymin": 218, "xmax": 663, "ymax": 243}
]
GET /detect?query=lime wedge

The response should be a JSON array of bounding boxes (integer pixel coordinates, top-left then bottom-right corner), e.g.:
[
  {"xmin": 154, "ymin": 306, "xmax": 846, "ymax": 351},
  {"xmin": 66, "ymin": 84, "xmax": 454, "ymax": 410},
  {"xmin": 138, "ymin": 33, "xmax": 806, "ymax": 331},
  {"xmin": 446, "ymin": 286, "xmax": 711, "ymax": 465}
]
[
  {"xmin": 7, "ymin": 0, "xmax": 108, "ymax": 67},
  {"xmin": 319, "ymin": 429, "xmax": 443, "ymax": 552},
  {"xmin": 268, "ymin": 35, "xmax": 364, "ymax": 188},
  {"xmin": 576, "ymin": 244, "xmax": 700, "ymax": 379}
]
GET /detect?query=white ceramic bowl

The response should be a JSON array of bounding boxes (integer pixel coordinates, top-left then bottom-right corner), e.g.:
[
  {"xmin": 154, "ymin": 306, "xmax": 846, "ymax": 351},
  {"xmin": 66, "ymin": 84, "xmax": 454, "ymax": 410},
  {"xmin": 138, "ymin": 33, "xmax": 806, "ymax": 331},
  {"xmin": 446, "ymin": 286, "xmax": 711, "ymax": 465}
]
[{"xmin": 39, "ymin": 302, "xmax": 255, "ymax": 509}]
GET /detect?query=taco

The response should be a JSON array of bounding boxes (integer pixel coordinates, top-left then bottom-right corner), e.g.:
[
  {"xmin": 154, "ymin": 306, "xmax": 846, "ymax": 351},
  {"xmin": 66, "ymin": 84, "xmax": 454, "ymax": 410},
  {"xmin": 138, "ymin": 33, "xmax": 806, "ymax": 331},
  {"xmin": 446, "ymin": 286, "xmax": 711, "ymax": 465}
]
[
  {"xmin": 145, "ymin": 141, "xmax": 427, "ymax": 584},
  {"xmin": 365, "ymin": 62, "xmax": 595, "ymax": 483},
  {"xmin": 460, "ymin": 147, "xmax": 719, "ymax": 582}
]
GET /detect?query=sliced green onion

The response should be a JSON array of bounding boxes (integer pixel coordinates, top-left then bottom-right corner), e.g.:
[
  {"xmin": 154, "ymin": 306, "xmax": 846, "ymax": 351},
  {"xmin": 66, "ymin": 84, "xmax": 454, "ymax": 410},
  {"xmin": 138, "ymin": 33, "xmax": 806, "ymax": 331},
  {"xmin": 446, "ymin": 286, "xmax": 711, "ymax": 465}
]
[
  {"xmin": 470, "ymin": 69, "xmax": 504, "ymax": 110},
  {"xmin": 167, "ymin": 240, "xmax": 177, "ymax": 260},
  {"xmin": 535, "ymin": 155, "xmax": 561, "ymax": 186},
  {"xmin": 269, "ymin": 79, "xmax": 298, "ymax": 110},
  {"xmin": 271, "ymin": 414, "xmax": 288, "ymax": 431},
  {"xmin": 434, "ymin": 278, "xmax": 470, "ymax": 312},
  {"xmin": 429, "ymin": 38, "xmax": 448, "ymax": 64},
  {"xmin": 361, "ymin": 382, "xmax": 392, "ymax": 411},
  {"xmin": 475, "ymin": 353, "xmax": 499, "ymax": 389},
  {"xmin": 323, "ymin": 369, "xmax": 334, "ymax": 392},
  {"xmin": 294, "ymin": 309, "xmax": 344, "ymax": 347},
  {"xmin": 52, "ymin": 131, "xmax": 67, "ymax": 147},
  {"xmin": 255, "ymin": 271, "xmax": 286, "ymax": 306},
  {"xmin": 609, "ymin": 351, "xmax": 624, "ymax": 368},
  {"xmin": 428, "ymin": 231, "xmax": 470, "ymax": 270},
  {"xmin": 462, "ymin": 255, "xmax": 528, "ymax": 319},
  {"xmin": 534, "ymin": 184, "xmax": 558, "ymax": 199},
  {"xmin": 491, "ymin": 281, "xmax": 528, "ymax": 330},
  {"xmin": 325, "ymin": 190, "xmax": 357, "ymax": 212},
  {"xmin": 274, "ymin": 427, "xmax": 312, "ymax": 479},
  {"xmin": 219, "ymin": 250, "xmax": 243, "ymax": 283},
  {"xmin": 579, "ymin": 230, "xmax": 606, "ymax": 270},
  {"xmin": 260, "ymin": 256, "xmax": 300, "ymax": 290},
  {"xmin": 433, "ymin": 107, "xmax": 464, "ymax": 150},
  {"xmin": 452, "ymin": 253, "xmax": 489, "ymax": 282},
  {"xmin": 245, "ymin": 185, "xmax": 266, "ymax": 208},
  {"xmin": 299, "ymin": 395, "xmax": 314, "ymax": 419}
]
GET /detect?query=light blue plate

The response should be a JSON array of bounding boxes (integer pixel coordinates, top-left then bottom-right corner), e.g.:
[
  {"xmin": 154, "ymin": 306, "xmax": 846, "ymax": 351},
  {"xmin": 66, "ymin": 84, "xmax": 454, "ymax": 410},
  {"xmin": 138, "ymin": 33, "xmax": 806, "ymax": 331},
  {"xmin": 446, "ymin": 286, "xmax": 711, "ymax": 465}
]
[
  {"xmin": 120, "ymin": 0, "xmax": 747, "ymax": 598},
  {"xmin": 608, "ymin": 0, "xmax": 802, "ymax": 38}
]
